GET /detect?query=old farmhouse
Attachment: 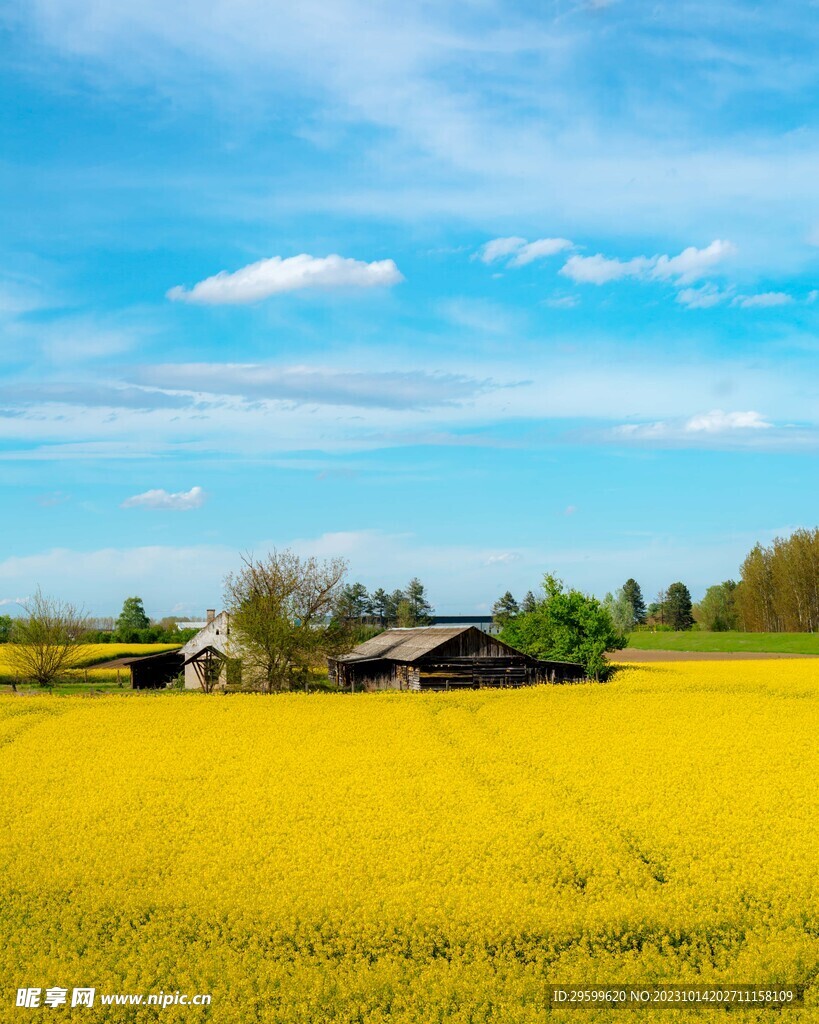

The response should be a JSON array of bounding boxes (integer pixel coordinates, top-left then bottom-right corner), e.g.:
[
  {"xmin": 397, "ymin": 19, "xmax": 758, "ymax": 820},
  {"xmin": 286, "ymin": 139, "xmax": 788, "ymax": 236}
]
[
  {"xmin": 123, "ymin": 609, "xmax": 236, "ymax": 690},
  {"xmin": 328, "ymin": 626, "xmax": 584, "ymax": 691}
]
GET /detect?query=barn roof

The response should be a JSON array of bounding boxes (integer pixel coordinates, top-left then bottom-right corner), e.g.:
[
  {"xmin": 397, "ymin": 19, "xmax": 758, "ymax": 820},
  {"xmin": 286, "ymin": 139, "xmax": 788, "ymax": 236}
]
[{"xmin": 338, "ymin": 626, "xmax": 481, "ymax": 664}]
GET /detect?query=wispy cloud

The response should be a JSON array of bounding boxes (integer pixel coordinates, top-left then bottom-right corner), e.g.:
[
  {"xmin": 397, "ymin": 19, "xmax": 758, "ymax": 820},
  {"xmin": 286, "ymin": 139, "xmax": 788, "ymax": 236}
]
[
  {"xmin": 484, "ymin": 551, "xmax": 522, "ymax": 565},
  {"xmin": 732, "ymin": 291, "xmax": 794, "ymax": 308},
  {"xmin": 0, "ymin": 383, "xmax": 193, "ymax": 410},
  {"xmin": 676, "ymin": 285, "xmax": 729, "ymax": 309},
  {"xmin": 479, "ymin": 236, "xmax": 573, "ymax": 267},
  {"xmin": 121, "ymin": 486, "xmax": 206, "ymax": 510},
  {"xmin": 561, "ymin": 240, "xmax": 735, "ymax": 286},
  {"xmin": 167, "ymin": 254, "xmax": 403, "ymax": 304},
  {"xmin": 134, "ymin": 364, "xmax": 502, "ymax": 410}
]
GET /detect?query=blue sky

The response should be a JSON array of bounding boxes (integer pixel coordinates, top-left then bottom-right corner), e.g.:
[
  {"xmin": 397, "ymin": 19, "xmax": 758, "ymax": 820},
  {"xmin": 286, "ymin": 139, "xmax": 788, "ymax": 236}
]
[{"xmin": 2, "ymin": 0, "xmax": 818, "ymax": 616}]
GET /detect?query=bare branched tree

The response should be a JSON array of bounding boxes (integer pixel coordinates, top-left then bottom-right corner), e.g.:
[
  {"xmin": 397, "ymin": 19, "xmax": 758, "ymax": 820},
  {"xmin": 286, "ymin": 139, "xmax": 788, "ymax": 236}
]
[
  {"xmin": 224, "ymin": 550, "xmax": 349, "ymax": 692},
  {"xmin": 6, "ymin": 589, "xmax": 89, "ymax": 688}
]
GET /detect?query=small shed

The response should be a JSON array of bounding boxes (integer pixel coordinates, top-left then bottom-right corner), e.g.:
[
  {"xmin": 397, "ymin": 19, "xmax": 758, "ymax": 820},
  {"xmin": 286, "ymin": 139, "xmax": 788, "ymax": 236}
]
[
  {"xmin": 123, "ymin": 649, "xmax": 185, "ymax": 689},
  {"xmin": 328, "ymin": 626, "xmax": 584, "ymax": 692}
]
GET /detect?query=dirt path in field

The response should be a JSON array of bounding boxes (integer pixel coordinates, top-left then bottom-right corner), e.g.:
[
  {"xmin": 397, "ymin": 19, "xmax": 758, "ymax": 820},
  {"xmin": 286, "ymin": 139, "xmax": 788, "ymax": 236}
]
[{"xmin": 610, "ymin": 648, "xmax": 819, "ymax": 661}]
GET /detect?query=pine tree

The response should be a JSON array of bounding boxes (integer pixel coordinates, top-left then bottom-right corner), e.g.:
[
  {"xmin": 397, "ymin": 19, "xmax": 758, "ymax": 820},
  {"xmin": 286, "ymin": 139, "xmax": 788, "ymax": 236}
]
[
  {"xmin": 335, "ymin": 582, "xmax": 370, "ymax": 620},
  {"xmin": 622, "ymin": 578, "xmax": 647, "ymax": 625},
  {"xmin": 492, "ymin": 591, "xmax": 519, "ymax": 627},
  {"xmin": 369, "ymin": 588, "xmax": 391, "ymax": 624},
  {"xmin": 404, "ymin": 578, "xmax": 433, "ymax": 625},
  {"xmin": 665, "ymin": 582, "xmax": 694, "ymax": 630},
  {"xmin": 521, "ymin": 590, "xmax": 537, "ymax": 614}
]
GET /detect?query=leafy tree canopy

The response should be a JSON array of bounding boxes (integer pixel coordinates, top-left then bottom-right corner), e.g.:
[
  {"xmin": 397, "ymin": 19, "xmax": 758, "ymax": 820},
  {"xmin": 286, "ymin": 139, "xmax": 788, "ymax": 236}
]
[
  {"xmin": 225, "ymin": 549, "xmax": 349, "ymax": 692},
  {"xmin": 603, "ymin": 588, "xmax": 637, "ymax": 634},
  {"xmin": 116, "ymin": 596, "xmax": 150, "ymax": 637},
  {"xmin": 499, "ymin": 574, "xmax": 626, "ymax": 680},
  {"xmin": 695, "ymin": 580, "xmax": 739, "ymax": 632}
]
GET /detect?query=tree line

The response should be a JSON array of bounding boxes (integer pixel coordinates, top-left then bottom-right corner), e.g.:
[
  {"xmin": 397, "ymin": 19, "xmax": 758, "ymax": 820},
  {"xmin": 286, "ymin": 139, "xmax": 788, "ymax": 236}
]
[
  {"xmin": 494, "ymin": 577, "xmax": 696, "ymax": 635},
  {"xmin": 333, "ymin": 578, "xmax": 434, "ymax": 628},
  {"xmin": 734, "ymin": 528, "xmax": 819, "ymax": 632}
]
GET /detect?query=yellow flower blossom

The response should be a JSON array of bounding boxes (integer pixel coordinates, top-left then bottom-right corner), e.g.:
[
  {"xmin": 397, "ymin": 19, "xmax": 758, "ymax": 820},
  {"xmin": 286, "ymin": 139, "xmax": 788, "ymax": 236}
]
[{"xmin": 0, "ymin": 661, "xmax": 817, "ymax": 1021}]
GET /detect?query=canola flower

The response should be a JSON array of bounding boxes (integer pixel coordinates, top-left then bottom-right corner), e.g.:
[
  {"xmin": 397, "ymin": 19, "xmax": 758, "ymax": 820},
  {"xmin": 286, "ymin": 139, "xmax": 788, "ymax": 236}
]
[
  {"xmin": 0, "ymin": 644, "xmax": 180, "ymax": 688},
  {"xmin": 0, "ymin": 661, "xmax": 818, "ymax": 1022}
]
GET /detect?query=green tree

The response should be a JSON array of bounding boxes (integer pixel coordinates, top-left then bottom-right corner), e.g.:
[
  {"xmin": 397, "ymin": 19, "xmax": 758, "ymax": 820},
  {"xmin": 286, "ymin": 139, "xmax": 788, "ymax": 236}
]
[
  {"xmin": 395, "ymin": 598, "xmax": 416, "ymax": 628},
  {"xmin": 0, "ymin": 614, "xmax": 12, "ymax": 643},
  {"xmin": 665, "ymin": 582, "xmax": 694, "ymax": 630},
  {"xmin": 388, "ymin": 589, "xmax": 405, "ymax": 624},
  {"xmin": 648, "ymin": 588, "xmax": 668, "ymax": 626},
  {"xmin": 499, "ymin": 574, "xmax": 626, "ymax": 680},
  {"xmin": 224, "ymin": 549, "xmax": 349, "ymax": 692},
  {"xmin": 116, "ymin": 596, "xmax": 150, "ymax": 639},
  {"xmin": 403, "ymin": 578, "xmax": 433, "ymax": 625},
  {"xmin": 603, "ymin": 588, "xmax": 636, "ymax": 634},
  {"xmin": 369, "ymin": 588, "xmax": 391, "ymax": 624},
  {"xmin": 5, "ymin": 590, "xmax": 89, "ymax": 688},
  {"xmin": 622, "ymin": 579, "xmax": 647, "ymax": 625},
  {"xmin": 492, "ymin": 591, "xmax": 519, "ymax": 628},
  {"xmin": 695, "ymin": 580, "xmax": 739, "ymax": 631},
  {"xmin": 521, "ymin": 590, "xmax": 537, "ymax": 614},
  {"xmin": 334, "ymin": 582, "xmax": 371, "ymax": 621}
]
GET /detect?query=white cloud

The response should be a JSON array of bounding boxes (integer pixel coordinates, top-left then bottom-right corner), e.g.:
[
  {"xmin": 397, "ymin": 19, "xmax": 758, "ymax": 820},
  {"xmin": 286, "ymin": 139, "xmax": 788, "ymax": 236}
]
[
  {"xmin": 0, "ymin": 544, "xmax": 237, "ymax": 616},
  {"xmin": 651, "ymin": 240, "xmax": 737, "ymax": 284},
  {"xmin": 732, "ymin": 291, "xmax": 794, "ymax": 308},
  {"xmin": 0, "ymin": 529, "xmax": 771, "ymax": 616},
  {"xmin": 167, "ymin": 254, "xmax": 403, "ymax": 304},
  {"xmin": 543, "ymin": 295, "xmax": 579, "ymax": 308},
  {"xmin": 121, "ymin": 486, "xmax": 206, "ymax": 510},
  {"xmin": 560, "ymin": 253, "xmax": 652, "ymax": 285},
  {"xmin": 478, "ymin": 237, "xmax": 527, "ymax": 263},
  {"xmin": 675, "ymin": 284, "xmax": 729, "ymax": 309},
  {"xmin": 509, "ymin": 238, "xmax": 574, "ymax": 266},
  {"xmin": 479, "ymin": 236, "xmax": 573, "ymax": 267},
  {"xmin": 561, "ymin": 240, "xmax": 735, "ymax": 287},
  {"xmin": 683, "ymin": 410, "xmax": 772, "ymax": 433},
  {"xmin": 613, "ymin": 409, "xmax": 774, "ymax": 443}
]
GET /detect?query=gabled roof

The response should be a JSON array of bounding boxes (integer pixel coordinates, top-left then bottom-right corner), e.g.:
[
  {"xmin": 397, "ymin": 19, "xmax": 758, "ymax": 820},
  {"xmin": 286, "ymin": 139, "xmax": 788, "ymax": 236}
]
[
  {"xmin": 94, "ymin": 649, "xmax": 182, "ymax": 669},
  {"xmin": 337, "ymin": 626, "xmax": 477, "ymax": 664},
  {"xmin": 179, "ymin": 610, "xmax": 231, "ymax": 657}
]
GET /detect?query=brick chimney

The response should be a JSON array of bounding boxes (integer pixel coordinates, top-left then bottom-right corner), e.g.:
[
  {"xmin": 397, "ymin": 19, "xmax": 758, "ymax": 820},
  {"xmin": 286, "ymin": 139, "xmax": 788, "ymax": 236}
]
[{"xmin": 206, "ymin": 608, "xmax": 216, "ymax": 623}]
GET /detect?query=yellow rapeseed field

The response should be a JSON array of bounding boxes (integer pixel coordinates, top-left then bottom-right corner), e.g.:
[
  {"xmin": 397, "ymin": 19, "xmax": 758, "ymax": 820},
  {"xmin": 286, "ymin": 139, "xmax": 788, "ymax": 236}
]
[
  {"xmin": 0, "ymin": 643, "xmax": 181, "ymax": 688},
  {"xmin": 1, "ymin": 661, "xmax": 818, "ymax": 1022}
]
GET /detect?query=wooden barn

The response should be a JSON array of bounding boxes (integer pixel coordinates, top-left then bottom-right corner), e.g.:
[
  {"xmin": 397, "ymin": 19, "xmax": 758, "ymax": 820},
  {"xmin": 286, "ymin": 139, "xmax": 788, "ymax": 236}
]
[
  {"xmin": 121, "ymin": 649, "xmax": 184, "ymax": 689},
  {"xmin": 328, "ymin": 626, "xmax": 584, "ymax": 692}
]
